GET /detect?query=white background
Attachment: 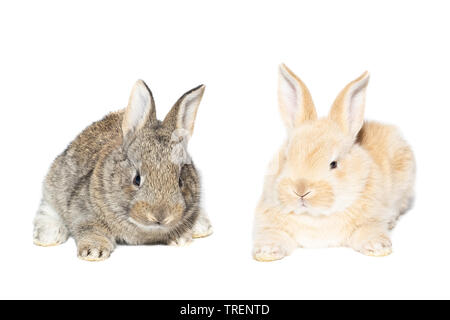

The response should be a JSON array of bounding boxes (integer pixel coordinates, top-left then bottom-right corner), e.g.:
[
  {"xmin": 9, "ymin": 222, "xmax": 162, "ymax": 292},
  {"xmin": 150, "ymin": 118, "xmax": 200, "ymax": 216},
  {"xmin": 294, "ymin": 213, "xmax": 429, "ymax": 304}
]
[{"xmin": 0, "ymin": 0, "xmax": 449, "ymax": 299}]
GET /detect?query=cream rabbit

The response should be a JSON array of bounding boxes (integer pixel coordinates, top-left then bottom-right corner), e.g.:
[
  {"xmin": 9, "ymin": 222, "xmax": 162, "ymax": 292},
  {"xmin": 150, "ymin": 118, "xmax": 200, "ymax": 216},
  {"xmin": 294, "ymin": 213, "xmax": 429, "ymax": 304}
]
[{"xmin": 253, "ymin": 65, "xmax": 415, "ymax": 261}]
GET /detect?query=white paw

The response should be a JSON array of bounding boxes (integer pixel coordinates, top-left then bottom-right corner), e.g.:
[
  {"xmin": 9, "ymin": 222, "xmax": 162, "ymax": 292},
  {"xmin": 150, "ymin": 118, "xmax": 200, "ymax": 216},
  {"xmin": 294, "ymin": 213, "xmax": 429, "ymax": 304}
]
[
  {"xmin": 357, "ymin": 235, "xmax": 392, "ymax": 257},
  {"xmin": 77, "ymin": 244, "xmax": 112, "ymax": 262},
  {"xmin": 192, "ymin": 214, "xmax": 213, "ymax": 239},
  {"xmin": 253, "ymin": 244, "xmax": 287, "ymax": 262},
  {"xmin": 33, "ymin": 215, "xmax": 69, "ymax": 247},
  {"xmin": 169, "ymin": 233, "xmax": 193, "ymax": 247}
]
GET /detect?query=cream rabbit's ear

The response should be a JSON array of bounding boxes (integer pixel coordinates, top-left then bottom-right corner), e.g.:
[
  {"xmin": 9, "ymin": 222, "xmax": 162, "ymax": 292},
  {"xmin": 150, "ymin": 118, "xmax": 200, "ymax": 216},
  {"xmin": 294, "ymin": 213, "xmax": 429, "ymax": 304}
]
[
  {"xmin": 278, "ymin": 64, "xmax": 317, "ymax": 131},
  {"xmin": 122, "ymin": 80, "xmax": 156, "ymax": 140},
  {"xmin": 163, "ymin": 84, "xmax": 205, "ymax": 141},
  {"xmin": 329, "ymin": 71, "xmax": 370, "ymax": 138}
]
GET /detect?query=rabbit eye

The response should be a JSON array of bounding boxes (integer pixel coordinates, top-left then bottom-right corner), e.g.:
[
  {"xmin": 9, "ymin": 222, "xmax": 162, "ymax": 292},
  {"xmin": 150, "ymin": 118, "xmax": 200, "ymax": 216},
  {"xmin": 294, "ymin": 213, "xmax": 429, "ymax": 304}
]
[
  {"xmin": 133, "ymin": 173, "xmax": 141, "ymax": 187},
  {"xmin": 330, "ymin": 161, "xmax": 338, "ymax": 169}
]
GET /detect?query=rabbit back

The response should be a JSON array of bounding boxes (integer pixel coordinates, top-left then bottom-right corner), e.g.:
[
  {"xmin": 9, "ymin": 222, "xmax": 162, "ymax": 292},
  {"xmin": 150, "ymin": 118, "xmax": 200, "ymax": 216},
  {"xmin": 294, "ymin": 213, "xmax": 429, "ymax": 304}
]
[
  {"xmin": 42, "ymin": 111, "xmax": 123, "ymax": 233},
  {"xmin": 358, "ymin": 121, "xmax": 415, "ymax": 216}
]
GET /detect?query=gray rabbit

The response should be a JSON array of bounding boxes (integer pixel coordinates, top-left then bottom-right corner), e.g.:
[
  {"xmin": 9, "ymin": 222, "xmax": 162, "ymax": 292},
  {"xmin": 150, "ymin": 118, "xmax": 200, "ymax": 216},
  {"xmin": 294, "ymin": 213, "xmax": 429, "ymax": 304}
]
[{"xmin": 33, "ymin": 80, "xmax": 212, "ymax": 261}]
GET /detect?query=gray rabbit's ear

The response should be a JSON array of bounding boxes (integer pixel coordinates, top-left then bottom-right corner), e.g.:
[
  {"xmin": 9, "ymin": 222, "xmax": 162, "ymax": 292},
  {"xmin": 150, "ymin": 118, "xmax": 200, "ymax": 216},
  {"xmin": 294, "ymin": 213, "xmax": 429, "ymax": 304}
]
[
  {"xmin": 122, "ymin": 80, "xmax": 156, "ymax": 141},
  {"xmin": 163, "ymin": 84, "xmax": 205, "ymax": 141}
]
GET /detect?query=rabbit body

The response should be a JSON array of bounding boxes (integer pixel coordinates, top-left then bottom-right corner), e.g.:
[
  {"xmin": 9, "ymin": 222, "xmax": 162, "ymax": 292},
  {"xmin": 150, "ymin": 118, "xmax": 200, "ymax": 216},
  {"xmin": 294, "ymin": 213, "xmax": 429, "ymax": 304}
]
[
  {"xmin": 33, "ymin": 81, "xmax": 212, "ymax": 261},
  {"xmin": 253, "ymin": 66, "xmax": 415, "ymax": 261}
]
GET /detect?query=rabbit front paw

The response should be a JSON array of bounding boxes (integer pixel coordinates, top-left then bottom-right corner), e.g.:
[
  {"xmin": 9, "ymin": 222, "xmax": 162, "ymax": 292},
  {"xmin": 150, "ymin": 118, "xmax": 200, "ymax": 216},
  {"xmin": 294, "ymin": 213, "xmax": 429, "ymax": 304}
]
[
  {"xmin": 192, "ymin": 212, "xmax": 213, "ymax": 239},
  {"xmin": 76, "ymin": 236, "xmax": 114, "ymax": 262},
  {"xmin": 253, "ymin": 243, "xmax": 287, "ymax": 262},
  {"xmin": 169, "ymin": 233, "xmax": 193, "ymax": 247},
  {"xmin": 355, "ymin": 235, "xmax": 392, "ymax": 257}
]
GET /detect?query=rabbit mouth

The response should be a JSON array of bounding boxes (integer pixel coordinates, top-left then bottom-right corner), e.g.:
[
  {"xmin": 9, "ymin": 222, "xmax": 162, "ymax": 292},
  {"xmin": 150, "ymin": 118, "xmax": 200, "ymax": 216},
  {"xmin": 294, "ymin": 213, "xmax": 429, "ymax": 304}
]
[
  {"xmin": 297, "ymin": 198, "xmax": 310, "ymax": 210},
  {"xmin": 127, "ymin": 217, "xmax": 167, "ymax": 231},
  {"xmin": 292, "ymin": 205, "xmax": 309, "ymax": 215}
]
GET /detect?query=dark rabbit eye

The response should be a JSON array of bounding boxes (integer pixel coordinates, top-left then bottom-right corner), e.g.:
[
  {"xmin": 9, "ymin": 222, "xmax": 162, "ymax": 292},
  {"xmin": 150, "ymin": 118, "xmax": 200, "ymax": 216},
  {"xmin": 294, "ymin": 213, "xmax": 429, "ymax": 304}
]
[
  {"xmin": 330, "ymin": 161, "xmax": 338, "ymax": 169},
  {"xmin": 133, "ymin": 173, "xmax": 141, "ymax": 187},
  {"xmin": 178, "ymin": 176, "xmax": 183, "ymax": 188}
]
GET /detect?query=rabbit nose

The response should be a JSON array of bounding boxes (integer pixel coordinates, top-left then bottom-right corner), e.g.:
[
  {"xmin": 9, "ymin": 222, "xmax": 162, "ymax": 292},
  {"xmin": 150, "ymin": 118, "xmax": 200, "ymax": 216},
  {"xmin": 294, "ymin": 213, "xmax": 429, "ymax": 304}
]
[
  {"xmin": 300, "ymin": 191, "xmax": 311, "ymax": 198},
  {"xmin": 154, "ymin": 210, "xmax": 164, "ymax": 224},
  {"xmin": 295, "ymin": 179, "xmax": 309, "ymax": 196},
  {"xmin": 148, "ymin": 207, "xmax": 165, "ymax": 224}
]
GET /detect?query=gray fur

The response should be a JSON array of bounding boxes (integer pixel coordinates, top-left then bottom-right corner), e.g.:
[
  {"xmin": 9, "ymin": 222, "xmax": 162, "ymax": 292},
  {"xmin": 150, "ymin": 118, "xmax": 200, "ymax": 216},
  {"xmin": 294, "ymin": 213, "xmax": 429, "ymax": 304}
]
[{"xmin": 33, "ymin": 80, "xmax": 207, "ymax": 261}]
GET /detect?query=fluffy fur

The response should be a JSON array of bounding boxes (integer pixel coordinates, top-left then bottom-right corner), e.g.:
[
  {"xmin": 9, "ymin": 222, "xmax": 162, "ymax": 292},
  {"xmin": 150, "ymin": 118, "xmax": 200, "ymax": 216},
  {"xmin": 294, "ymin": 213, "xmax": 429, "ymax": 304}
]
[
  {"xmin": 253, "ymin": 65, "xmax": 415, "ymax": 261},
  {"xmin": 33, "ymin": 80, "xmax": 212, "ymax": 261}
]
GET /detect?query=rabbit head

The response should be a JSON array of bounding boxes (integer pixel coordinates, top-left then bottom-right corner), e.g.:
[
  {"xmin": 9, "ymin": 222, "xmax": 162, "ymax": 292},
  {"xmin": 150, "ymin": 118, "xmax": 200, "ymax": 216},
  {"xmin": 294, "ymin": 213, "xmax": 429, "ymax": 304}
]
[
  {"xmin": 100, "ymin": 80, "xmax": 204, "ymax": 232},
  {"xmin": 275, "ymin": 64, "xmax": 371, "ymax": 216}
]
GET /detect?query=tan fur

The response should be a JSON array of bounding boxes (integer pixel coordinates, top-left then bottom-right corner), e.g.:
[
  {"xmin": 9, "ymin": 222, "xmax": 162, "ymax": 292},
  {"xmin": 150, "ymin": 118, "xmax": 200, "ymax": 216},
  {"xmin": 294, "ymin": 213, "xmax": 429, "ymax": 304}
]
[{"xmin": 253, "ymin": 66, "xmax": 415, "ymax": 261}]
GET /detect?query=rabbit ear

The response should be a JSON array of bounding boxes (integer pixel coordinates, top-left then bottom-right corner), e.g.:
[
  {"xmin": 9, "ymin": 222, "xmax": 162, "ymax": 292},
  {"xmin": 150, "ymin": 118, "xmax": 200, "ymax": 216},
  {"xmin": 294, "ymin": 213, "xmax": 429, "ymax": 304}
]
[
  {"xmin": 329, "ymin": 71, "xmax": 369, "ymax": 138},
  {"xmin": 278, "ymin": 64, "xmax": 317, "ymax": 131},
  {"xmin": 163, "ymin": 84, "xmax": 205, "ymax": 140},
  {"xmin": 122, "ymin": 80, "xmax": 156, "ymax": 141}
]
